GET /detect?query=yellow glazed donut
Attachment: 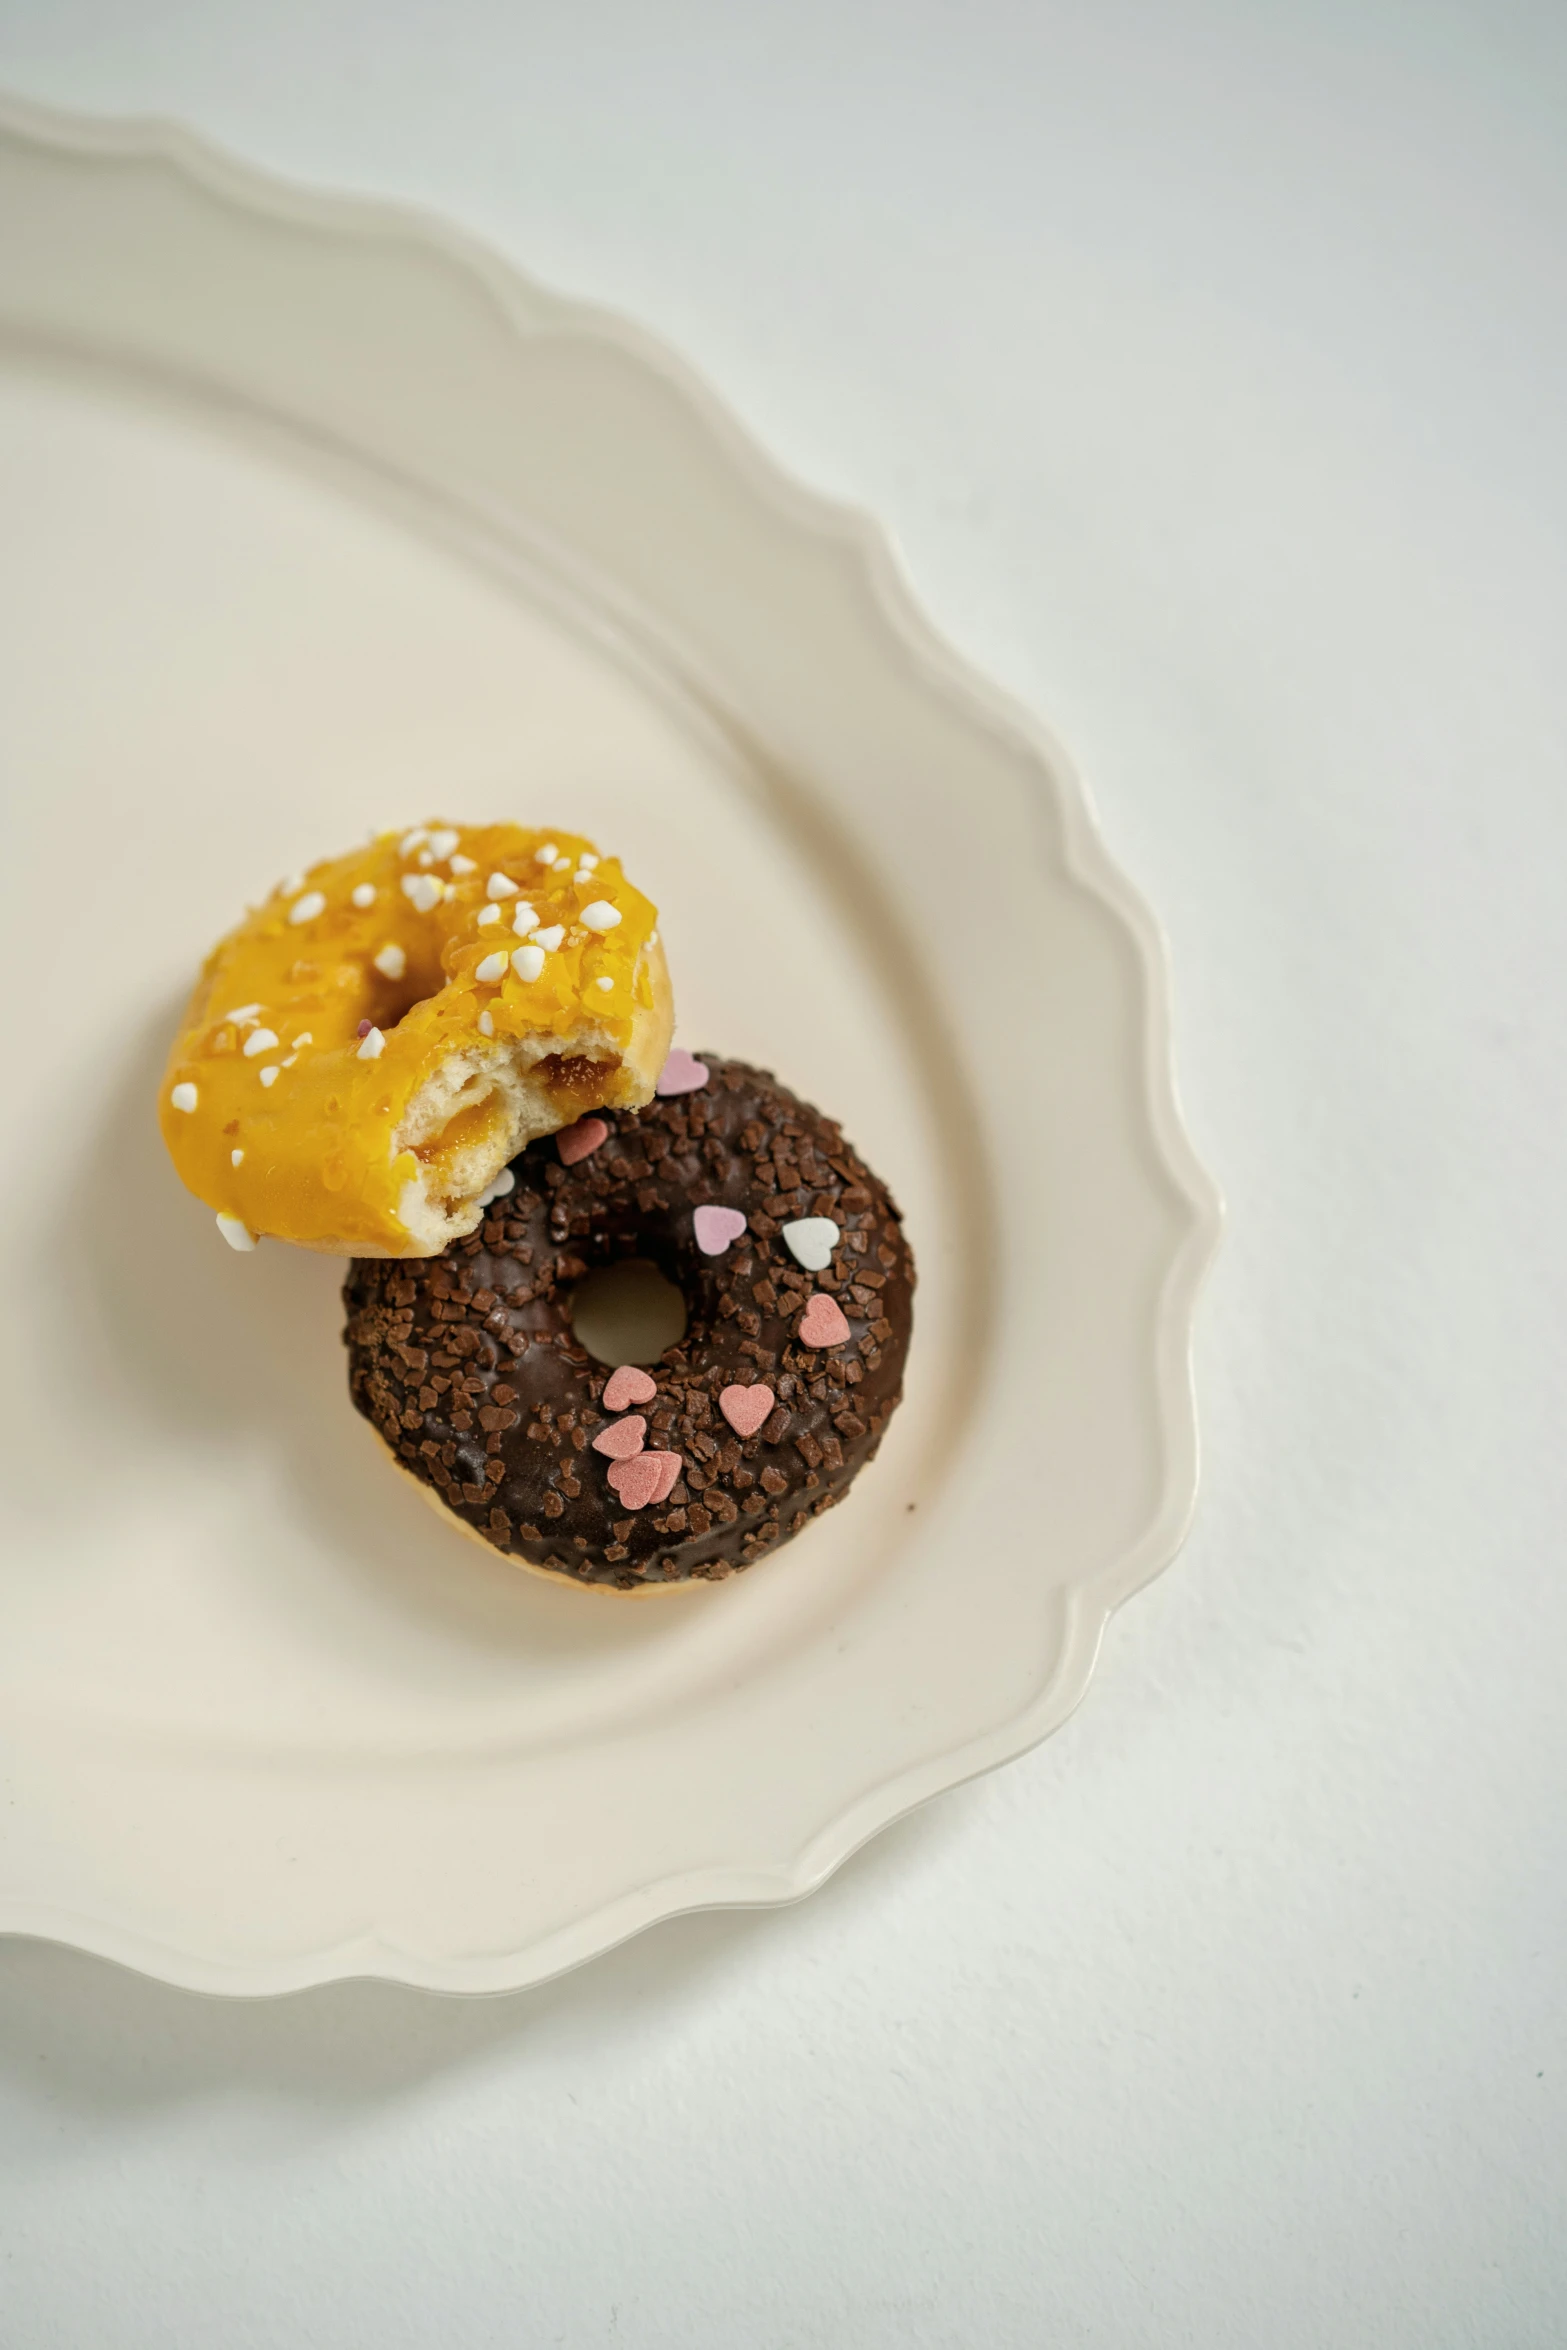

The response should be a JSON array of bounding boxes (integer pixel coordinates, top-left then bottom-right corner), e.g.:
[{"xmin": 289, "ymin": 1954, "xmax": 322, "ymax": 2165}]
[{"xmin": 160, "ymin": 822, "xmax": 673, "ymax": 1256}]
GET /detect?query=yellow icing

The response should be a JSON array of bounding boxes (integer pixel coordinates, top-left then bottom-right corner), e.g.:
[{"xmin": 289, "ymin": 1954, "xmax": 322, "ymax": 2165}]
[{"xmin": 159, "ymin": 823, "xmax": 658, "ymax": 1252}]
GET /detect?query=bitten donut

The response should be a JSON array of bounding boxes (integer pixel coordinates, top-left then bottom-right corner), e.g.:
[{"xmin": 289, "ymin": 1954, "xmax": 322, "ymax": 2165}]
[
  {"xmin": 159, "ymin": 823, "xmax": 673, "ymax": 1256},
  {"xmin": 342, "ymin": 1053, "xmax": 915, "ymax": 1591}
]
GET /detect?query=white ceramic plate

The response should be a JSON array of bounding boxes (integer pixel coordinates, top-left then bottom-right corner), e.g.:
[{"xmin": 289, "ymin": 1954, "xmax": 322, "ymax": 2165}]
[{"xmin": 0, "ymin": 95, "xmax": 1220, "ymax": 1996}]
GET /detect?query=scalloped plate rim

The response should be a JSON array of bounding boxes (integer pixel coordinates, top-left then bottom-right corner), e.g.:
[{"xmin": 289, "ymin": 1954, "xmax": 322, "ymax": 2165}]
[{"xmin": 0, "ymin": 89, "xmax": 1222, "ymax": 1998}]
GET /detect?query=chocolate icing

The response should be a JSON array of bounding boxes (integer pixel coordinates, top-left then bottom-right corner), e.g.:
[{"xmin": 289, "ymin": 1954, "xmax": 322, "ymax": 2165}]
[{"xmin": 342, "ymin": 1056, "xmax": 915, "ymax": 1589}]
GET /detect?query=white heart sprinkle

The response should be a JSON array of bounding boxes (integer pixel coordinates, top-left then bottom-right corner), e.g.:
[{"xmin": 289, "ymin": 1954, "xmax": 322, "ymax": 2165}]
[
  {"xmin": 486, "ymin": 871, "xmax": 518, "ymax": 899},
  {"xmin": 259, "ymin": 1065, "xmax": 280, "ymax": 1087},
  {"xmin": 781, "ymin": 1216, "xmax": 841, "ymax": 1271},
  {"xmin": 357, "ymin": 1026, "xmax": 385, "ymax": 1060},
  {"xmin": 427, "ymin": 827, "xmax": 460, "ymax": 859},
  {"xmin": 231, "ymin": 1147, "xmax": 244, "ymax": 1166},
  {"xmin": 288, "ymin": 890, "xmax": 326, "ymax": 925},
  {"xmin": 373, "ymin": 943, "xmax": 407, "ymax": 980},
  {"xmin": 478, "ymin": 1009, "xmax": 494, "ymax": 1036},
  {"xmin": 534, "ymin": 842, "xmax": 558, "ymax": 864},
  {"xmin": 578, "ymin": 853, "xmax": 600, "ymax": 872},
  {"xmin": 509, "ymin": 902, "xmax": 540, "ymax": 936},
  {"xmin": 170, "ymin": 1082, "xmax": 198, "ymax": 1113},
  {"xmin": 401, "ymin": 873, "xmax": 442, "ymax": 912},
  {"xmin": 529, "ymin": 924, "xmax": 564, "ymax": 952},
  {"xmin": 475, "ymin": 951, "xmax": 508, "ymax": 983},
  {"xmin": 399, "ymin": 828, "xmax": 428, "ymax": 856},
  {"xmin": 476, "ymin": 1167, "xmax": 516, "ymax": 1207},
  {"xmin": 351, "ymin": 883, "xmax": 376, "ymax": 909},
  {"xmin": 477, "ymin": 903, "xmax": 502, "ymax": 927},
  {"xmin": 512, "ymin": 944, "xmax": 545, "ymax": 983},
  {"xmin": 595, "ymin": 975, "xmax": 614, "ymax": 992},
  {"xmin": 552, "ymin": 855, "xmax": 572, "ymax": 871},
  {"xmin": 216, "ymin": 1213, "xmax": 256, "ymax": 1252},
  {"xmin": 448, "ymin": 852, "xmax": 477, "ymax": 875},
  {"xmin": 225, "ymin": 1003, "xmax": 262, "ymax": 1023},
  {"xmin": 291, "ymin": 1032, "xmax": 313, "ymax": 1048},
  {"xmin": 580, "ymin": 900, "xmax": 621, "ymax": 931},
  {"xmin": 242, "ymin": 1028, "xmax": 279, "ymax": 1058}
]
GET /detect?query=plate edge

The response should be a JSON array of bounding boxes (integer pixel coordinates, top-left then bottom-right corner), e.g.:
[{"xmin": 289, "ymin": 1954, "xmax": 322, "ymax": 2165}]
[{"xmin": 0, "ymin": 86, "xmax": 1224, "ymax": 1997}]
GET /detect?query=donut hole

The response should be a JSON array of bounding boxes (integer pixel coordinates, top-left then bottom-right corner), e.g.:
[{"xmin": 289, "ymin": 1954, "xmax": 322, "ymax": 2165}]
[
  {"xmin": 365, "ymin": 939, "xmax": 445, "ymax": 1034},
  {"xmin": 368, "ymin": 974, "xmax": 430, "ymax": 1032},
  {"xmin": 569, "ymin": 1257, "xmax": 688, "ymax": 1368}
]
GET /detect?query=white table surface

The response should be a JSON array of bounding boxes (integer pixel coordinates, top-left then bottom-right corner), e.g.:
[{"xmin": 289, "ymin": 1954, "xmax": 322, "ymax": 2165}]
[{"xmin": 0, "ymin": 4, "xmax": 1562, "ymax": 2344}]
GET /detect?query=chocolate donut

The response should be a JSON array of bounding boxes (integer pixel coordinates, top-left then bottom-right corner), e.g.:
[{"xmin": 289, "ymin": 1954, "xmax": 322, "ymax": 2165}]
[{"xmin": 342, "ymin": 1054, "xmax": 915, "ymax": 1590}]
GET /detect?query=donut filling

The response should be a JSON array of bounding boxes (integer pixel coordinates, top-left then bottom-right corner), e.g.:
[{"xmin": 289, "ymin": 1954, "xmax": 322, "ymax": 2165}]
[
  {"xmin": 344, "ymin": 1054, "xmax": 916, "ymax": 1590},
  {"xmin": 392, "ymin": 1033, "xmax": 625, "ymax": 1251}
]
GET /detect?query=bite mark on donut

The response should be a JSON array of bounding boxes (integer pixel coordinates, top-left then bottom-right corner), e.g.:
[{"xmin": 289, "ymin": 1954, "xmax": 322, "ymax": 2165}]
[
  {"xmin": 539, "ymin": 1053, "xmax": 621, "ymax": 1114},
  {"xmin": 391, "ymin": 1038, "xmax": 630, "ymax": 1254},
  {"xmin": 411, "ymin": 1092, "xmax": 508, "ymax": 1175}
]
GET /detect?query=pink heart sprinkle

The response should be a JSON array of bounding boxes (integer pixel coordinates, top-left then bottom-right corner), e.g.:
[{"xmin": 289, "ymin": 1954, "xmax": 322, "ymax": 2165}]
[
  {"xmin": 590, "ymin": 1415, "xmax": 646, "ymax": 1460},
  {"xmin": 602, "ymin": 1364, "xmax": 657, "ymax": 1411},
  {"xmin": 557, "ymin": 1116, "xmax": 609, "ymax": 1166},
  {"xmin": 605, "ymin": 1454, "xmax": 660, "ymax": 1510},
  {"xmin": 693, "ymin": 1203, "xmax": 748, "ymax": 1255},
  {"xmin": 719, "ymin": 1383, "xmax": 775, "ymax": 1438},
  {"xmin": 647, "ymin": 1450, "xmax": 683, "ymax": 1504},
  {"xmin": 606, "ymin": 1450, "xmax": 684, "ymax": 1510},
  {"xmin": 655, "ymin": 1048, "xmax": 709, "ymax": 1097},
  {"xmin": 798, "ymin": 1292, "xmax": 851, "ymax": 1349}
]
